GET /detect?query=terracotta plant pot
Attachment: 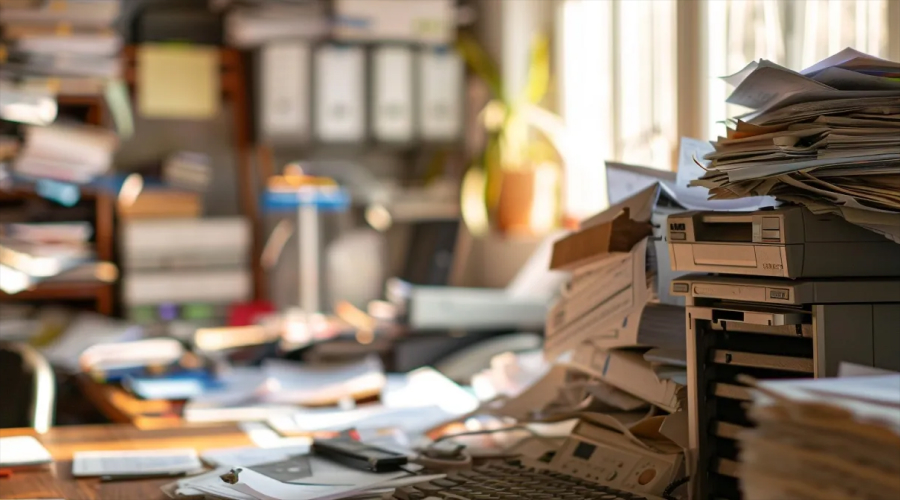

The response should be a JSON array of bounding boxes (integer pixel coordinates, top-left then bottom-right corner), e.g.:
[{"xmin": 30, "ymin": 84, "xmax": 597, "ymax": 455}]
[{"xmin": 495, "ymin": 163, "xmax": 560, "ymax": 236}]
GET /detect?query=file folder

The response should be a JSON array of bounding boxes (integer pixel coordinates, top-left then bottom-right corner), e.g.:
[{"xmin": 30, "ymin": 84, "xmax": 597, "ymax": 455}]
[
  {"xmin": 314, "ymin": 44, "xmax": 366, "ymax": 142},
  {"xmin": 417, "ymin": 48, "xmax": 462, "ymax": 141},
  {"xmin": 259, "ymin": 41, "xmax": 310, "ymax": 142},
  {"xmin": 371, "ymin": 45, "xmax": 414, "ymax": 142}
]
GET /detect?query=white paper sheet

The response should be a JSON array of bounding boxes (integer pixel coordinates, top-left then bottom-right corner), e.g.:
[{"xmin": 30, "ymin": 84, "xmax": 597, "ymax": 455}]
[{"xmin": 72, "ymin": 448, "xmax": 202, "ymax": 477}]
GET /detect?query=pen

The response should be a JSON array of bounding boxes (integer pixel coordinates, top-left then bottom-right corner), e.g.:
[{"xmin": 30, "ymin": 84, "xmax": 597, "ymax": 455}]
[{"xmin": 99, "ymin": 471, "xmax": 187, "ymax": 483}]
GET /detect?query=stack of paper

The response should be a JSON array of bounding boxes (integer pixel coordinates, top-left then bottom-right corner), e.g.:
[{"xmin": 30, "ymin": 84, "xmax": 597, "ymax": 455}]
[
  {"xmin": 542, "ymin": 184, "xmax": 687, "ymax": 414},
  {"xmin": 0, "ymin": 221, "xmax": 118, "ymax": 294},
  {"xmin": 14, "ymin": 123, "xmax": 118, "ymax": 184},
  {"xmin": 739, "ymin": 374, "xmax": 900, "ymax": 500},
  {"xmin": 0, "ymin": 0, "xmax": 122, "ymax": 91},
  {"xmin": 692, "ymin": 48, "xmax": 900, "ymax": 242}
]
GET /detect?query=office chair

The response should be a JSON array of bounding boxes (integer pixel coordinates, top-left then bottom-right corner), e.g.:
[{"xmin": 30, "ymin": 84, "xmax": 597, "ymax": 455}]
[{"xmin": 0, "ymin": 342, "xmax": 55, "ymax": 433}]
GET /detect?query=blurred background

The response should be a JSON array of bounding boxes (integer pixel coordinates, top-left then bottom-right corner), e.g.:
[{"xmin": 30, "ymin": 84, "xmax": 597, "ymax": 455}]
[{"xmin": 0, "ymin": 0, "xmax": 898, "ymax": 428}]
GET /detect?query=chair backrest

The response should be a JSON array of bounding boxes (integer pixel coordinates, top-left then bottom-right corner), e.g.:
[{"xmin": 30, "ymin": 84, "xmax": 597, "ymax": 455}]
[{"xmin": 0, "ymin": 342, "xmax": 55, "ymax": 433}]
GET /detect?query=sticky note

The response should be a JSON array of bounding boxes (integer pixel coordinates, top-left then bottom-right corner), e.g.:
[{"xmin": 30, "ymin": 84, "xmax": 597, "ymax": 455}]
[{"xmin": 137, "ymin": 44, "xmax": 220, "ymax": 120}]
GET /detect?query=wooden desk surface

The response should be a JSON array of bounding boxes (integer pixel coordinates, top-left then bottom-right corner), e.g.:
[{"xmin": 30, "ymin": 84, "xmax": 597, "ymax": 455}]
[{"xmin": 0, "ymin": 424, "xmax": 254, "ymax": 500}]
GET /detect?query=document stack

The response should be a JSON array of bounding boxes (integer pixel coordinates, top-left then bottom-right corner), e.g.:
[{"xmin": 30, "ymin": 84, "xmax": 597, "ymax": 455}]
[
  {"xmin": 0, "ymin": 222, "xmax": 116, "ymax": 295},
  {"xmin": 544, "ymin": 184, "xmax": 688, "ymax": 415},
  {"xmin": 669, "ymin": 47, "xmax": 900, "ymax": 500},
  {"xmin": 0, "ymin": 0, "xmax": 123, "ymax": 95},
  {"xmin": 691, "ymin": 48, "xmax": 900, "ymax": 243},
  {"xmin": 739, "ymin": 374, "xmax": 900, "ymax": 500}
]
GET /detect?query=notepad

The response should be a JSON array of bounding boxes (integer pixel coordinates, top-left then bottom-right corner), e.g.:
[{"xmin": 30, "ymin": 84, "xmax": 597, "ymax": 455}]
[
  {"xmin": 72, "ymin": 448, "xmax": 202, "ymax": 477},
  {"xmin": 0, "ymin": 436, "xmax": 52, "ymax": 468}
]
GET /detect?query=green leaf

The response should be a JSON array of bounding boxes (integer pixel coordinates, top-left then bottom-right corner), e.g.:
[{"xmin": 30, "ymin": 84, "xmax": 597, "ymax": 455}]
[
  {"xmin": 455, "ymin": 32, "xmax": 505, "ymax": 102},
  {"xmin": 521, "ymin": 34, "xmax": 550, "ymax": 105}
]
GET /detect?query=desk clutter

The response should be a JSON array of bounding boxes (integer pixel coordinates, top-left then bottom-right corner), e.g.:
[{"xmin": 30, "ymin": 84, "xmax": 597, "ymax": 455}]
[{"xmin": 1, "ymin": 22, "xmax": 900, "ymax": 500}]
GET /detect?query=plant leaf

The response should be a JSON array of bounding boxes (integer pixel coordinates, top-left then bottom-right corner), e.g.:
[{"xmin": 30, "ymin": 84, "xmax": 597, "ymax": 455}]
[
  {"xmin": 521, "ymin": 33, "xmax": 550, "ymax": 105},
  {"xmin": 455, "ymin": 32, "xmax": 505, "ymax": 102}
]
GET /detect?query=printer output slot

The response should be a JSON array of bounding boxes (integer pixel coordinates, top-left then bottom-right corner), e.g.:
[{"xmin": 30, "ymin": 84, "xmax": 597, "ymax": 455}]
[
  {"xmin": 695, "ymin": 217, "xmax": 753, "ymax": 243},
  {"xmin": 705, "ymin": 306, "xmax": 807, "ymax": 328}
]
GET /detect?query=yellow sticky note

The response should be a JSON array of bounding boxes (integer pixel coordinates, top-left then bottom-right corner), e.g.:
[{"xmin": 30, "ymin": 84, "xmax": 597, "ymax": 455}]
[{"xmin": 137, "ymin": 44, "xmax": 220, "ymax": 120}]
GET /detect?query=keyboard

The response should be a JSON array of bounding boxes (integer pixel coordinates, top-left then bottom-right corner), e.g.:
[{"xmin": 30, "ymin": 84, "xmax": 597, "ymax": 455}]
[{"xmin": 387, "ymin": 461, "xmax": 666, "ymax": 500}]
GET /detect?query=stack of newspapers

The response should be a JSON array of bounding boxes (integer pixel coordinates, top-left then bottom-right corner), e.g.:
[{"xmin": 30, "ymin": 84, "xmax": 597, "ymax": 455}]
[
  {"xmin": 692, "ymin": 48, "xmax": 900, "ymax": 242},
  {"xmin": 739, "ymin": 373, "xmax": 900, "ymax": 500}
]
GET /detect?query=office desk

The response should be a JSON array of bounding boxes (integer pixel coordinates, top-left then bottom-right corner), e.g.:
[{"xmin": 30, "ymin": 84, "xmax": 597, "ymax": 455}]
[{"xmin": 0, "ymin": 424, "xmax": 253, "ymax": 500}]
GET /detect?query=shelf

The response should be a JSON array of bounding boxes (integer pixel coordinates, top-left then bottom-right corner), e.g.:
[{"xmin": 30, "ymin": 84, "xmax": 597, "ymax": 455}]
[{"xmin": 0, "ymin": 281, "xmax": 110, "ymax": 301}]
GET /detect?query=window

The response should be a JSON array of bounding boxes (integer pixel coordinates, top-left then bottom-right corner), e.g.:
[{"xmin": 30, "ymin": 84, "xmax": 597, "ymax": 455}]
[{"xmin": 557, "ymin": 0, "xmax": 899, "ymax": 218}]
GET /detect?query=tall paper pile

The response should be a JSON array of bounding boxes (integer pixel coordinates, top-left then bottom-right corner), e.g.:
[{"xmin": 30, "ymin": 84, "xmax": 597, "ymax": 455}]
[
  {"xmin": 739, "ymin": 374, "xmax": 900, "ymax": 500},
  {"xmin": 692, "ymin": 48, "xmax": 900, "ymax": 242}
]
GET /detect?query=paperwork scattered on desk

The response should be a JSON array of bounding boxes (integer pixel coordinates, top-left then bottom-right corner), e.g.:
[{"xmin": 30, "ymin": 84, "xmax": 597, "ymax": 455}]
[
  {"xmin": 691, "ymin": 47, "xmax": 900, "ymax": 242},
  {"xmin": 72, "ymin": 448, "xmax": 203, "ymax": 477},
  {"xmin": 739, "ymin": 374, "xmax": 900, "ymax": 500}
]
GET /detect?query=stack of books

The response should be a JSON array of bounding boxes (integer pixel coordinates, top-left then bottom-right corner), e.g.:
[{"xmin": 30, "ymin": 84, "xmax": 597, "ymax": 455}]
[
  {"xmin": 1, "ymin": 0, "xmax": 122, "ymax": 96},
  {"xmin": 0, "ymin": 221, "xmax": 116, "ymax": 295},
  {"xmin": 739, "ymin": 373, "xmax": 900, "ymax": 500},
  {"xmin": 14, "ymin": 123, "xmax": 117, "ymax": 184},
  {"xmin": 543, "ymin": 184, "xmax": 688, "ymax": 414},
  {"xmin": 691, "ymin": 47, "xmax": 900, "ymax": 243}
]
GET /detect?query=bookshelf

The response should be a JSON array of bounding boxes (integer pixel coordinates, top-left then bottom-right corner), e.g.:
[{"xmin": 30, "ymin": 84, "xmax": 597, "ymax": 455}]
[
  {"xmin": 121, "ymin": 45, "xmax": 266, "ymax": 302},
  {"xmin": 0, "ymin": 95, "xmax": 118, "ymax": 316}
]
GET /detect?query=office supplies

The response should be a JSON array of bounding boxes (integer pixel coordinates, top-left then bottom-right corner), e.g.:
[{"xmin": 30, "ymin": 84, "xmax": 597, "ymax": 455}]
[
  {"xmin": 259, "ymin": 41, "xmax": 311, "ymax": 143},
  {"xmin": 72, "ymin": 448, "xmax": 203, "ymax": 477},
  {"xmin": 312, "ymin": 437, "xmax": 408, "ymax": 472},
  {"xmin": 417, "ymin": 47, "xmax": 463, "ymax": 141},
  {"xmin": 672, "ymin": 274, "xmax": 900, "ymax": 500},
  {"xmin": 0, "ymin": 436, "xmax": 52, "ymax": 468},
  {"xmin": 386, "ymin": 461, "xmax": 666, "ymax": 500},
  {"xmin": 666, "ymin": 206, "xmax": 900, "ymax": 278},
  {"xmin": 333, "ymin": 0, "xmax": 456, "ymax": 44},
  {"xmin": 548, "ymin": 421, "xmax": 683, "ymax": 496},
  {"xmin": 314, "ymin": 45, "xmax": 366, "ymax": 143},
  {"xmin": 371, "ymin": 45, "xmax": 414, "ymax": 142},
  {"xmin": 137, "ymin": 44, "xmax": 220, "ymax": 119},
  {"xmin": 740, "ymin": 374, "xmax": 900, "ymax": 500}
]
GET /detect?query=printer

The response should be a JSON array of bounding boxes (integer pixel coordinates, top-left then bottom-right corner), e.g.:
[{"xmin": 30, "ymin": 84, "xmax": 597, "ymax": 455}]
[
  {"xmin": 666, "ymin": 206, "xmax": 900, "ymax": 278},
  {"xmin": 671, "ymin": 273, "xmax": 900, "ymax": 500}
]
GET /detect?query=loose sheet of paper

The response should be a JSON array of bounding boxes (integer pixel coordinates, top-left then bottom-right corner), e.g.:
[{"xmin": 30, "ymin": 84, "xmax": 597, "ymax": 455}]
[
  {"xmin": 72, "ymin": 448, "xmax": 202, "ymax": 477},
  {"xmin": 0, "ymin": 436, "xmax": 52, "ymax": 467}
]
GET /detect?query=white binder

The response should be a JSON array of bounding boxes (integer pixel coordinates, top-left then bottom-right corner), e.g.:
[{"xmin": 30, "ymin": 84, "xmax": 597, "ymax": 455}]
[
  {"xmin": 418, "ymin": 48, "xmax": 463, "ymax": 141},
  {"xmin": 259, "ymin": 40, "xmax": 310, "ymax": 142},
  {"xmin": 314, "ymin": 44, "xmax": 366, "ymax": 142},
  {"xmin": 372, "ymin": 45, "xmax": 414, "ymax": 142}
]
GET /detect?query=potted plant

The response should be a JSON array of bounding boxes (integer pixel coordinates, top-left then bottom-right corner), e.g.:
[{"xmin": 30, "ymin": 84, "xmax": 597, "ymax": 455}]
[{"xmin": 457, "ymin": 32, "xmax": 566, "ymax": 237}]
